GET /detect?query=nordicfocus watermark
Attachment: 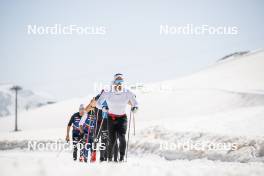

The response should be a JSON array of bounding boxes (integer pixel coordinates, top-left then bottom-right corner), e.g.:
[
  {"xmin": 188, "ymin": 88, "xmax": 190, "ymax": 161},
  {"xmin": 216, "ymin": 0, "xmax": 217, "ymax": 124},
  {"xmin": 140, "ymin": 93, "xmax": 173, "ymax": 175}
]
[
  {"xmin": 25, "ymin": 140, "xmax": 238, "ymax": 152},
  {"xmin": 27, "ymin": 140, "xmax": 106, "ymax": 152},
  {"xmin": 93, "ymin": 82, "xmax": 174, "ymax": 93},
  {"xmin": 160, "ymin": 24, "xmax": 238, "ymax": 35},
  {"xmin": 160, "ymin": 140, "xmax": 238, "ymax": 151},
  {"xmin": 27, "ymin": 24, "xmax": 106, "ymax": 35},
  {"xmin": 93, "ymin": 82, "xmax": 143, "ymax": 93}
]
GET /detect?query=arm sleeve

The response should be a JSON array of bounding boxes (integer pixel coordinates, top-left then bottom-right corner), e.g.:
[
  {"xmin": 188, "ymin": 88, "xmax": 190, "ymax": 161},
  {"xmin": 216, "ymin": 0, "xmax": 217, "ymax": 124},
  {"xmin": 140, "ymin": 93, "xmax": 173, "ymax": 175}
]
[
  {"xmin": 128, "ymin": 90, "xmax": 138, "ymax": 107},
  {"xmin": 96, "ymin": 91, "xmax": 107, "ymax": 109},
  {"xmin": 67, "ymin": 115, "xmax": 74, "ymax": 126}
]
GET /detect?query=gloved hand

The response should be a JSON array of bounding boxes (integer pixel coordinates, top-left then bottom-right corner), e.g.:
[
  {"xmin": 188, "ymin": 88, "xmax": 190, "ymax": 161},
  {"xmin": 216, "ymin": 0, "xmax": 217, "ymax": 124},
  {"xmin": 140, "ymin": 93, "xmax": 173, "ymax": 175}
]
[
  {"xmin": 94, "ymin": 138, "xmax": 99, "ymax": 143},
  {"xmin": 102, "ymin": 106, "xmax": 109, "ymax": 113},
  {"xmin": 65, "ymin": 135, "xmax": 70, "ymax": 142},
  {"xmin": 131, "ymin": 107, "xmax": 138, "ymax": 113}
]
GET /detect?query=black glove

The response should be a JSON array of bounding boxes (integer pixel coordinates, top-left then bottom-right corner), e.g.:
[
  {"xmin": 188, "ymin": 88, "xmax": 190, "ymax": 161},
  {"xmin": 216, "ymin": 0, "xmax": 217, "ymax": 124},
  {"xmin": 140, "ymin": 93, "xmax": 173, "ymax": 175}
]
[
  {"xmin": 102, "ymin": 106, "xmax": 109, "ymax": 112},
  {"xmin": 131, "ymin": 107, "xmax": 138, "ymax": 113}
]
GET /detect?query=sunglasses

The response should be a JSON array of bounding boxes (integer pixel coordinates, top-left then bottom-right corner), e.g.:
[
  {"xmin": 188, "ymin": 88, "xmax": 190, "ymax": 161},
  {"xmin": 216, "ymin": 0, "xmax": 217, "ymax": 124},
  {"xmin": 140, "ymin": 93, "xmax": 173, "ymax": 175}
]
[{"xmin": 114, "ymin": 79, "xmax": 124, "ymax": 84}]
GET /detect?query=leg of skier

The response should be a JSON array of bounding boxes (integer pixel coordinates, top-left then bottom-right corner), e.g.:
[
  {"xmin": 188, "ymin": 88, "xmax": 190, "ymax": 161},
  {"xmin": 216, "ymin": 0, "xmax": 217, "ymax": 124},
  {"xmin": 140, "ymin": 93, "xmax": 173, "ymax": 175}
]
[
  {"xmin": 113, "ymin": 132, "xmax": 119, "ymax": 162},
  {"xmin": 83, "ymin": 133, "xmax": 89, "ymax": 163},
  {"xmin": 117, "ymin": 116, "xmax": 127, "ymax": 162},
  {"xmin": 107, "ymin": 117, "xmax": 117, "ymax": 162},
  {"xmin": 72, "ymin": 134, "xmax": 79, "ymax": 161},
  {"xmin": 100, "ymin": 129, "xmax": 108, "ymax": 161},
  {"xmin": 90, "ymin": 113, "xmax": 98, "ymax": 163},
  {"xmin": 79, "ymin": 136, "xmax": 84, "ymax": 162},
  {"xmin": 88, "ymin": 134, "xmax": 94, "ymax": 162},
  {"xmin": 95, "ymin": 112, "xmax": 108, "ymax": 162}
]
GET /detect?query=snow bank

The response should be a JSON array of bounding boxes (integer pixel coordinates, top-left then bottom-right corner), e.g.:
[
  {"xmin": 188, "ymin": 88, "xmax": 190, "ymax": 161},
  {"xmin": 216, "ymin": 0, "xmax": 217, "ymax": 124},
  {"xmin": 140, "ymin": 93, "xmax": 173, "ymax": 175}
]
[{"xmin": 129, "ymin": 126, "xmax": 264, "ymax": 163}]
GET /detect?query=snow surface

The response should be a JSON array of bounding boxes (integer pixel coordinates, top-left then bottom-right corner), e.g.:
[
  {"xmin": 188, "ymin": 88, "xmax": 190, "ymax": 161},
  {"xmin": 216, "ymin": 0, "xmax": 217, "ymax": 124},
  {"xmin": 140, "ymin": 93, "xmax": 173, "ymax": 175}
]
[
  {"xmin": 1, "ymin": 49, "xmax": 264, "ymax": 175},
  {"xmin": 1, "ymin": 151, "xmax": 264, "ymax": 176}
]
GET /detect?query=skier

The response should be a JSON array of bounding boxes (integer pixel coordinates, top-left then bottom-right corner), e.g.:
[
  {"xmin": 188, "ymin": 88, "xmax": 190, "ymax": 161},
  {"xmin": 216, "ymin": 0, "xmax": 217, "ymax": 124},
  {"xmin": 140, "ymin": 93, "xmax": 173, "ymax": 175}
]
[
  {"xmin": 65, "ymin": 104, "xmax": 84, "ymax": 161},
  {"xmin": 79, "ymin": 107, "xmax": 96, "ymax": 163},
  {"xmin": 96, "ymin": 73, "xmax": 138, "ymax": 162},
  {"xmin": 94, "ymin": 93, "xmax": 109, "ymax": 162},
  {"xmin": 83, "ymin": 96, "xmax": 102, "ymax": 162},
  {"xmin": 86, "ymin": 93, "xmax": 118, "ymax": 162}
]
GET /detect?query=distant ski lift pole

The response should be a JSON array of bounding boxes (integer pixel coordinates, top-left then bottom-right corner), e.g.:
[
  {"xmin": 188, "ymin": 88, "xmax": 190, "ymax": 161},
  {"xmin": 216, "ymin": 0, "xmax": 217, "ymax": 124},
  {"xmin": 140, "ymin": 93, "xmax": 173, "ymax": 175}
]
[{"xmin": 10, "ymin": 85, "xmax": 22, "ymax": 132}]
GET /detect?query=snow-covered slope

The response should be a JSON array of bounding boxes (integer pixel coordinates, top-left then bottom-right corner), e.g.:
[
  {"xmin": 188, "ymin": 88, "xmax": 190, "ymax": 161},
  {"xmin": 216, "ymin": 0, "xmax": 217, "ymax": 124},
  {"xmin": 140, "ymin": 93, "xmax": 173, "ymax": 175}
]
[
  {"xmin": 0, "ymin": 49, "xmax": 263, "ymax": 140},
  {"xmin": 157, "ymin": 49, "xmax": 264, "ymax": 92},
  {"xmin": 136, "ymin": 49, "xmax": 264, "ymax": 136},
  {"xmin": 0, "ymin": 84, "xmax": 55, "ymax": 117},
  {"xmin": 1, "ymin": 49, "xmax": 264, "ymax": 175},
  {"xmin": 128, "ymin": 49, "xmax": 264, "ymax": 164}
]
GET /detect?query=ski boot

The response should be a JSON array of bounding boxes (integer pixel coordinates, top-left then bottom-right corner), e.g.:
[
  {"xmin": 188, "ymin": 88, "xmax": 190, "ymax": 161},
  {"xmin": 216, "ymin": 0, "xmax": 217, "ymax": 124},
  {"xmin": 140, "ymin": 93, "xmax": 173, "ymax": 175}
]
[
  {"xmin": 79, "ymin": 156, "xmax": 84, "ymax": 162},
  {"xmin": 90, "ymin": 151, "xmax": 96, "ymax": 163}
]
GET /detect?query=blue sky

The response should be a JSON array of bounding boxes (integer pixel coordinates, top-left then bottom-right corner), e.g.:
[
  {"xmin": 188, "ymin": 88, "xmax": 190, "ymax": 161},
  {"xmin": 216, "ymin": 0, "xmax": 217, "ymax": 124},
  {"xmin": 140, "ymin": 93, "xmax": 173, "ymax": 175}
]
[{"xmin": 0, "ymin": 0, "xmax": 263, "ymax": 100}]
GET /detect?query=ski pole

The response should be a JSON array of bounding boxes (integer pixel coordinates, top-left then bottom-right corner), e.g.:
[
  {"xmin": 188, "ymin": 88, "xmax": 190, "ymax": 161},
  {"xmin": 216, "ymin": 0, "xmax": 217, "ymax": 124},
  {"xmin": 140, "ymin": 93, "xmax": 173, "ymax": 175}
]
[
  {"xmin": 94, "ymin": 109, "xmax": 99, "ymax": 137},
  {"xmin": 86, "ymin": 118, "xmax": 92, "ymax": 162},
  {"xmin": 125, "ymin": 109, "xmax": 132, "ymax": 162},
  {"xmin": 95, "ymin": 112, "xmax": 107, "ymax": 141},
  {"xmin": 132, "ymin": 112, "xmax": 135, "ymax": 136},
  {"xmin": 90, "ymin": 110, "xmax": 99, "ymax": 162}
]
